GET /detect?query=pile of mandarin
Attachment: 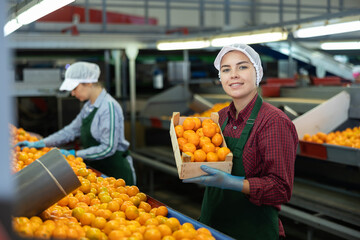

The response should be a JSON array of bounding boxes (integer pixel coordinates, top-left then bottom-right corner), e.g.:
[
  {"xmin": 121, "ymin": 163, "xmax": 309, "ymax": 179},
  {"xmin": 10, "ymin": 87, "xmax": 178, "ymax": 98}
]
[
  {"xmin": 302, "ymin": 126, "xmax": 360, "ymax": 148},
  {"xmin": 191, "ymin": 102, "xmax": 230, "ymax": 118},
  {"xmin": 175, "ymin": 117, "xmax": 231, "ymax": 162},
  {"xmin": 11, "ymin": 126, "xmax": 216, "ymax": 240}
]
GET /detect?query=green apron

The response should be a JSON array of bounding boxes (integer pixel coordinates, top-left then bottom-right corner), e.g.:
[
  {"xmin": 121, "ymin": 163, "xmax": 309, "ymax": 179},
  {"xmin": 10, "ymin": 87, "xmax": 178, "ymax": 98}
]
[
  {"xmin": 199, "ymin": 96, "xmax": 279, "ymax": 239},
  {"xmin": 81, "ymin": 108, "xmax": 134, "ymax": 185}
]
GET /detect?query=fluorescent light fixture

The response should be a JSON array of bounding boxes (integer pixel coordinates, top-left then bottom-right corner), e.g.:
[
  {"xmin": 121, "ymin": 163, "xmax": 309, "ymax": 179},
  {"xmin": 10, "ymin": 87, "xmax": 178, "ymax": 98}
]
[
  {"xmin": 4, "ymin": 0, "xmax": 75, "ymax": 36},
  {"xmin": 211, "ymin": 29, "xmax": 288, "ymax": 47},
  {"xmin": 321, "ymin": 41, "xmax": 360, "ymax": 50},
  {"xmin": 157, "ymin": 39, "xmax": 210, "ymax": 50},
  {"xmin": 3, "ymin": 18, "xmax": 22, "ymax": 36},
  {"xmin": 294, "ymin": 19, "xmax": 360, "ymax": 38}
]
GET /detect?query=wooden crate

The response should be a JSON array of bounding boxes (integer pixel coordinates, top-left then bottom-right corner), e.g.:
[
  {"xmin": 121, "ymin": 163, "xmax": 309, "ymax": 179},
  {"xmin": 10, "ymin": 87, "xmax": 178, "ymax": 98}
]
[{"xmin": 170, "ymin": 112, "xmax": 233, "ymax": 179}]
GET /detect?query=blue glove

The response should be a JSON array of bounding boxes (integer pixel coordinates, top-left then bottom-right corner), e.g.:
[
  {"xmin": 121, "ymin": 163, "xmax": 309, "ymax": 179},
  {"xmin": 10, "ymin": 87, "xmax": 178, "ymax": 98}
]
[
  {"xmin": 15, "ymin": 140, "xmax": 45, "ymax": 149},
  {"xmin": 183, "ymin": 165, "xmax": 245, "ymax": 192},
  {"xmin": 59, "ymin": 149, "xmax": 76, "ymax": 157}
]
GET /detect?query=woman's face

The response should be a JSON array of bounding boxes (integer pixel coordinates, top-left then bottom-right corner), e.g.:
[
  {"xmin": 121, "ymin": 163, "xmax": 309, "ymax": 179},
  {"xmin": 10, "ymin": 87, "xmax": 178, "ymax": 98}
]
[
  {"xmin": 71, "ymin": 83, "xmax": 92, "ymax": 102},
  {"xmin": 219, "ymin": 50, "xmax": 257, "ymax": 100}
]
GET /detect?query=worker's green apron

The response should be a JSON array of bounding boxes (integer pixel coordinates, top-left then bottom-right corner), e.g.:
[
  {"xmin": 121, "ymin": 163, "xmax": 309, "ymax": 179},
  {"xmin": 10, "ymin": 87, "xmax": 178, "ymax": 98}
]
[
  {"xmin": 199, "ymin": 96, "xmax": 279, "ymax": 239},
  {"xmin": 81, "ymin": 108, "xmax": 134, "ymax": 185}
]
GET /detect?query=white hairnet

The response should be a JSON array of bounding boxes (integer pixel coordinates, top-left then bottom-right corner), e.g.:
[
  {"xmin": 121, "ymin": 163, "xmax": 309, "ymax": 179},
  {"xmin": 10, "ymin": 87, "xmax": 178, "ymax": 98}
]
[
  {"xmin": 214, "ymin": 43, "xmax": 263, "ymax": 86},
  {"xmin": 60, "ymin": 62, "xmax": 100, "ymax": 91}
]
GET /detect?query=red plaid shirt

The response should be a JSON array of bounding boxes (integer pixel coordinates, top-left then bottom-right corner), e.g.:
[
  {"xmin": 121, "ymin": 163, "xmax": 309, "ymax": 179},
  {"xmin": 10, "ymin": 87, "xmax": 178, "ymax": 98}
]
[{"xmin": 218, "ymin": 93, "xmax": 298, "ymax": 237}]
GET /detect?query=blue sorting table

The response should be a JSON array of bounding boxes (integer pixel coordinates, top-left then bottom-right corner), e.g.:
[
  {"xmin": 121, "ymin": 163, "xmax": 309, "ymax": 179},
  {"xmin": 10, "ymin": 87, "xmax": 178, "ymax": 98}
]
[{"xmin": 148, "ymin": 196, "xmax": 235, "ymax": 240}]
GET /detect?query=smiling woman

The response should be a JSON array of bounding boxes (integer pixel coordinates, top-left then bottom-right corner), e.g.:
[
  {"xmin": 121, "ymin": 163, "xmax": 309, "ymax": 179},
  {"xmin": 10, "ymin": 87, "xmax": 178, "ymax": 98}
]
[{"xmin": 183, "ymin": 43, "xmax": 298, "ymax": 240}]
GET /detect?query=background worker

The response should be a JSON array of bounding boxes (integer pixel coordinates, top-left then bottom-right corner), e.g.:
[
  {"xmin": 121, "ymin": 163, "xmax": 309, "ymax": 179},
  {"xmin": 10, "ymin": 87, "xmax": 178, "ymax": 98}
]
[
  {"xmin": 184, "ymin": 43, "xmax": 298, "ymax": 239},
  {"xmin": 17, "ymin": 62, "xmax": 136, "ymax": 185}
]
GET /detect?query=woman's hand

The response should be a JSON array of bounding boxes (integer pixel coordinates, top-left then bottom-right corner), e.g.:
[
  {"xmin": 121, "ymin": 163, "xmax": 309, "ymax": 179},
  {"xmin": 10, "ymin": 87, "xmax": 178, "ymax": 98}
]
[{"xmin": 183, "ymin": 165, "xmax": 245, "ymax": 192}]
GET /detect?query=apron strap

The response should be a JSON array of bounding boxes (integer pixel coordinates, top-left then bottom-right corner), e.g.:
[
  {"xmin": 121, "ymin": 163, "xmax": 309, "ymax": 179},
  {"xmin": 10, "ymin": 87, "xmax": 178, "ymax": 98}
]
[{"xmin": 221, "ymin": 95, "xmax": 263, "ymax": 150}]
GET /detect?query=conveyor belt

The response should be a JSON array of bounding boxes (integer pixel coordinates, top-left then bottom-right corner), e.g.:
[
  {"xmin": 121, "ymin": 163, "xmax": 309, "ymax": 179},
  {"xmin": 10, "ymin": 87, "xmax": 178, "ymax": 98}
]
[
  {"xmin": 131, "ymin": 146, "xmax": 360, "ymax": 239},
  {"xmin": 290, "ymin": 178, "xmax": 360, "ymax": 227}
]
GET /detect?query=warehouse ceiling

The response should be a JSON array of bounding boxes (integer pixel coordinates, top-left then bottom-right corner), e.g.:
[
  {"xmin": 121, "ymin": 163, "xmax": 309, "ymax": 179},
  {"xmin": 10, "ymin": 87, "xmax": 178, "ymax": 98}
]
[{"xmin": 5, "ymin": 0, "xmax": 360, "ymax": 51}]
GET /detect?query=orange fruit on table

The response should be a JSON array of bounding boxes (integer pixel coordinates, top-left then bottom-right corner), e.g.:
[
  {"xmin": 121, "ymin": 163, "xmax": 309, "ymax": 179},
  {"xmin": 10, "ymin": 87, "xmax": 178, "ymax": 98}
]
[
  {"xmin": 136, "ymin": 192, "xmax": 147, "ymax": 202},
  {"xmin": 138, "ymin": 201, "xmax": 152, "ymax": 213},
  {"xmin": 125, "ymin": 205, "xmax": 139, "ymax": 220},
  {"xmin": 165, "ymin": 217, "xmax": 181, "ymax": 232},
  {"xmin": 187, "ymin": 133, "xmax": 200, "ymax": 146},
  {"xmin": 108, "ymin": 230, "xmax": 126, "ymax": 240},
  {"xmin": 79, "ymin": 212, "xmax": 96, "ymax": 226},
  {"xmin": 183, "ymin": 118, "xmax": 195, "ymax": 131},
  {"xmin": 158, "ymin": 224, "xmax": 172, "ymax": 237},
  {"xmin": 120, "ymin": 200, "xmax": 135, "ymax": 212},
  {"xmin": 72, "ymin": 207, "xmax": 85, "ymax": 220},
  {"xmin": 217, "ymin": 147, "xmax": 231, "ymax": 161},
  {"xmin": 202, "ymin": 123, "xmax": 216, "ymax": 138},
  {"xmin": 156, "ymin": 206, "xmax": 168, "ymax": 217},
  {"xmin": 192, "ymin": 117, "xmax": 202, "ymax": 131},
  {"xmin": 206, "ymin": 152, "xmax": 219, "ymax": 162},
  {"xmin": 202, "ymin": 142, "xmax": 216, "ymax": 154},
  {"xmin": 197, "ymin": 227, "xmax": 212, "ymax": 236},
  {"xmin": 127, "ymin": 185, "xmax": 140, "ymax": 197},
  {"xmin": 107, "ymin": 200, "xmax": 120, "ymax": 212},
  {"xmin": 193, "ymin": 149, "xmax": 207, "ymax": 162},
  {"xmin": 138, "ymin": 212, "xmax": 153, "ymax": 225},
  {"xmin": 91, "ymin": 216, "xmax": 107, "ymax": 229},
  {"xmin": 182, "ymin": 143, "xmax": 196, "ymax": 153},
  {"xmin": 143, "ymin": 227, "xmax": 162, "ymax": 240},
  {"xmin": 183, "ymin": 130, "xmax": 196, "ymax": 140},
  {"xmin": 175, "ymin": 125, "xmax": 184, "ymax": 138},
  {"xmin": 211, "ymin": 133, "xmax": 223, "ymax": 147}
]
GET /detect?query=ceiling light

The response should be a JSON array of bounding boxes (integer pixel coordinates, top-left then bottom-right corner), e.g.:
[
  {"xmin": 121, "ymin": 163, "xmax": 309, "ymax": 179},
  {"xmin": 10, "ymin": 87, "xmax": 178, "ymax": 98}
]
[
  {"xmin": 157, "ymin": 39, "xmax": 210, "ymax": 50},
  {"xmin": 4, "ymin": 0, "xmax": 75, "ymax": 36},
  {"xmin": 210, "ymin": 29, "xmax": 287, "ymax": 47},
  {"xmin": 321, "ymin": 41, "xmax": 360, "ymax": 50},
  {"xmin": 3, "ymin": 18, "xmax": 22, "ymax": 36},
  {"xmin": 293, "ymin": 18, "xmax": 360, "ymax": 38}
]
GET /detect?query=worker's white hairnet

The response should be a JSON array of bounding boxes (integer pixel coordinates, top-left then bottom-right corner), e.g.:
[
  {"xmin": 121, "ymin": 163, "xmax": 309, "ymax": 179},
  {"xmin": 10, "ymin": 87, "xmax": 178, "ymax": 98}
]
[
  {"xmin": 214, "ymin": 43, "xmax": 263, "ymax": 86},
  {"xmin": 60, "ymin": 62, "xmax": 100, "ymax": 91}
]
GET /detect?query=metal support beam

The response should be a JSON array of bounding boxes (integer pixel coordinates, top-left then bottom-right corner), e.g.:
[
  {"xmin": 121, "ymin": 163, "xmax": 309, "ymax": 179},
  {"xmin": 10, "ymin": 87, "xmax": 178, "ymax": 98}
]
[
  {"xmin": 111, "ymin": 50, "xmax": 122, "ymax": 98},
  {"xmin": 224, "ymin": 0, "xmax": 230, "ymax": 26},
  {"xmin": 102, "ymin": 0, "xmax": 107, "ymax": 32},
  {"xmin": 125, "ymin": 46, "xmax": 139, "ymax": 150},
  {"xmin": 0, "ymin": 0, "xmax": 15, "ymax": 237}
]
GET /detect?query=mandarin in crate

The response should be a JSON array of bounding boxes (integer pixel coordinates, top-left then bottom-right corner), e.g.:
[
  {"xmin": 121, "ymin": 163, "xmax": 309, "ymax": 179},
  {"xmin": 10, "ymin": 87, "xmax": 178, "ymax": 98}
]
[
  {"xmin": 183, "ymin": 130, "xmax": 196, "ymax": 140},
  {"xmin": 217, "ymin": 147, "xmax": 230, "ymax": 161},
  {"xmin": 187, "ymin": 133, "xmax": 200, "ymax": 146},
  {"xmin": 202, "ymin": 142, "xmax": 215, "ymax": 154},
  {"xmin": 174, "ymin": 125, "xmax": 184, "ymax": 138},
  {"xmin": 199, "ymin": 136, "xmax": 211, "ymax": 148},
  {"xmin": 183, "ymin": 118, "xmax": 195, "ymax": 130},
  {"xmin": 206, "ymin": 152, "xmax": 219, "ymax": 162},
  {"xmin": 193, "ymin": 149, "xmax": 207, "ymax": 162},
  {"xmin": 192, "ymin": 117, "xmax": 202, "ymax": 131},
  {"xmin": 202, "ymin": 123, "xmax": 216, "ymax": 138},
  {"xmin": 211, "ymin": 133, "xmax": 223, "ymax": 147},
  {"xmin": 182, "ymin": 143, "xmax": 196, "ymax": 153}
]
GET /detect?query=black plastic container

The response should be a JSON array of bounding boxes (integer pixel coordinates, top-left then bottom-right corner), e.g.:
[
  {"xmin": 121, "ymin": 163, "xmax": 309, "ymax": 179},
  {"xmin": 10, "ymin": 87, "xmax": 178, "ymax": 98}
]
[{"xmin": 13, "ymin": 148, "xmax": 81, "ymax": 217}]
